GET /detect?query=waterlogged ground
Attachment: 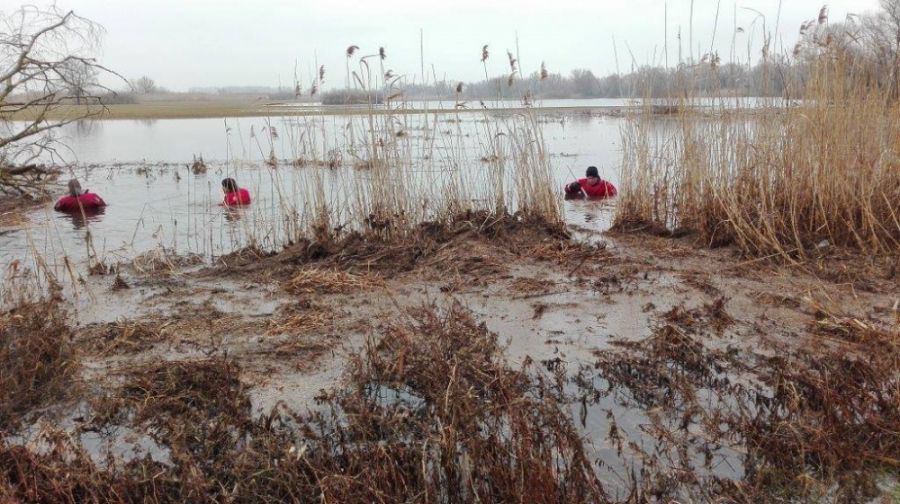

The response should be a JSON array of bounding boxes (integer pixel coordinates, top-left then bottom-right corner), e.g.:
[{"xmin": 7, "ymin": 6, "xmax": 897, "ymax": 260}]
[
  {"xmin": 15, "ymin": 216, "xmax": 896, "ymax": 501},
  {"xmin": 2, "ymin": 110, "xmax": 899, "ymax": 501}
]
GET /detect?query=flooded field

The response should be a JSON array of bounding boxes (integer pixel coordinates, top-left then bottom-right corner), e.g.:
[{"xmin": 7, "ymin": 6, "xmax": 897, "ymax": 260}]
[
  {"xmin": 1, "ymin": 106, "xmax": 898, "ymax": 503},
  {"xmin": 1, "ymin": 111, "xmax": 621, "ymax": 272}
]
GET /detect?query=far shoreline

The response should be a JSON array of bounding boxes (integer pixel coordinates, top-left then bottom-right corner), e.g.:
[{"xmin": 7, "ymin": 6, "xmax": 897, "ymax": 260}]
[{"xmin": 3, "ymin": 97, "xmax": 780, "ymax": 121}]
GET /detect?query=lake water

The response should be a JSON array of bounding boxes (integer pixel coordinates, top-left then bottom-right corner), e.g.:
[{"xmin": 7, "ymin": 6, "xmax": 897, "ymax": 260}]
[{"xmin": 2, "ymin": 108, "xmax": 628, "ymax": 277}]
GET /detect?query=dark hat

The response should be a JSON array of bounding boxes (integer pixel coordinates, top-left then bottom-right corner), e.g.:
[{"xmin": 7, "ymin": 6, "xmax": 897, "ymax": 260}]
[
  {"xmin": 585, "ymin": 166, "xmax": 600, "ymax": 178},
  {"xmin": 222, "ymin": 177, "xmax": 238, "ymax": 192}
]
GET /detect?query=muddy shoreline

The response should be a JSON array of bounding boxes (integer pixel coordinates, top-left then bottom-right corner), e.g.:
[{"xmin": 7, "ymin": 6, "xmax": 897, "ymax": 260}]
[{"xmin": 2, "ymin": 213, "xmax": 897, "ymax": 501}]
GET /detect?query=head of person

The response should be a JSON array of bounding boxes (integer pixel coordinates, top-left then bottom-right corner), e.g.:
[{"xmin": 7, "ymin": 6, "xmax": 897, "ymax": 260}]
[
  {"xmin": 221, "ymin": 178, "xmax": 238, "ymax": 194},
  {"xmin": 67, "ymin": 179, "xmax": 83, "ymax": 197},
  {"xmin": 585, "ymin": 166, "xmax": 601, "ymax": 186}
]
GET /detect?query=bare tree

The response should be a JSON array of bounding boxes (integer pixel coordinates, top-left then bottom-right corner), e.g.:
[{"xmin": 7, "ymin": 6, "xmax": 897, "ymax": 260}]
[
  {"xmin": 130, "ymin": 75, "xmax": 157, "ymax": 94},
  {"xmin": 0, "ymin": 5, "xmax": 120, "ymax": 196}
]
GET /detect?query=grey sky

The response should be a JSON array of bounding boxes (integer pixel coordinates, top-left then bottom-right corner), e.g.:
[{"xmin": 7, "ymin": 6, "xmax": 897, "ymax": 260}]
[{"xmin": 21, "ymin": 0, "xmax": 884, "ymax": 91}]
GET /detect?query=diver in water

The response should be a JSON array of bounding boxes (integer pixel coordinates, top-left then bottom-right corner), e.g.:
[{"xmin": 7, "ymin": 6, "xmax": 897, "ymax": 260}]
[
  {"xmin": 563, "ymin": 166, "xmax": 617, "ymax": 200},
  {"xmin": 221, "ymin": 177, "xmax": 251, "ymax": 206},
  {"xmin": 54, "ymin": 179, "xmax": 107, "ymax": 212}
]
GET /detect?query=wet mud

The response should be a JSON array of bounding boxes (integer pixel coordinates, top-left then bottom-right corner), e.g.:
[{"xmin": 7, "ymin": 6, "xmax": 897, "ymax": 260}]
[{"xmin": 2, "ymin": 215, "xmax": 898, "ymax": 502}]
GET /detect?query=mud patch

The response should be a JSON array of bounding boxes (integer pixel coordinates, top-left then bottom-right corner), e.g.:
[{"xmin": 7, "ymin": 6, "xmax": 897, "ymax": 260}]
[{"xmin": 1, "ymin": 304, "xmax": 607, "ymax": 502}]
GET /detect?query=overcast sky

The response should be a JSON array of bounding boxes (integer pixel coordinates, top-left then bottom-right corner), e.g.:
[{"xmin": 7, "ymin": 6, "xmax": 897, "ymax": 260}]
[{"xmin": 15, "ymin": 0, "xmax": 884, "ymax": 91}]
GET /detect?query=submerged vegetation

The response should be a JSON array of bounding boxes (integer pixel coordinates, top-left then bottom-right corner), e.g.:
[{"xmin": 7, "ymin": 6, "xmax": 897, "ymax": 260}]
[{"xmin": 581, "ymin": 299, "xmax": 899, "ymax": 502}]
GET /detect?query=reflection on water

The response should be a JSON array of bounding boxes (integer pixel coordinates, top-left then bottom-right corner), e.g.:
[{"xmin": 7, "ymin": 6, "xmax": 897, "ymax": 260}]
[
  {"xmin": 57, "ymin": 206, "xmax": 106, "ymax": 230},
  {"xmin": 223, "ymin": 207, "xmax": 244, "ymax": 223},
  {"xmin": 46, "ymin": 112, "xmax": 626, "ymax": 174}
]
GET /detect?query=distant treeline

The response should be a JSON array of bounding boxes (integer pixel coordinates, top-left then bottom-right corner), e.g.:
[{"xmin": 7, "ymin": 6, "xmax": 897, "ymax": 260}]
[
  {"xmin": 182, "ymin": 63, "xmax": 794, "ymax": 102},
  {"xmin": 159, "ymin": 2, "xmax": 900, "ymax": 103},
  {"xmin": 398, "ymin": 62, "xmax": 799, "ymax": 100}
]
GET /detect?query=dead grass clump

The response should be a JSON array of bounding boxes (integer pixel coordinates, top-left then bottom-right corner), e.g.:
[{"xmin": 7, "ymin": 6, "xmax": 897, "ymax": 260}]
[
  {"xmin": 283, "ymin": 268, "xmax": 383, "ymax": 295},
  {"xmin": 190, "ymin": 154, "xmax": 207, "ymax": 174},
  {"xmin": 0, "ymin": 300, "xmax": 77, "ymax": 429},
  {"xmin": 735, "ymin": 325, "xmax": 900, "ymax": 500},
  {"xmin": 89, "ymin": 359, "xmax": 250, "ymax": 454},
  {"xmin": 2, "ymin": 306, "xmax": 608, "ymax": 502},
  {"xmin": 258, "ymin": 337, "xmax": 330, "ymax": 362},
  {"xmin": 79, "ymin": 320, "xmax": 164, "ymax": 355},
  {"xmin": 128, "ymin": 248, "xmax": 204, "ymax": 275},
  {"xmin": 266, "ymin": 302, "xmax": 334, "ymax": 335},
  {"xmin": 296, "ymin": 303, "xmax": 607, "ymax": 502},
  {"xmin": 661, "ymin": 297, "xmax": 734, "ymax": 334},
  {"xmin": 0, "ymin": 431, "xmax": 137, "ymax": 502},
  {"xmin": 213, "ymin": 245, "xmax": 275, "ymax": 269},
  {"xmin": 813, "ymin": 313, "xmax": 899, "ymax": 348},
  {"xmin": 609, "ymin": 216, "xmax": 685, "ymax": 238},
  {"xmin": 509, "ymin": 276, "xmax": 556, "ymax": 294},
  {"xmin": 111, "ymin": 273, "xmax": 129, "ymax": 290},
  {"xmin": 594, "ymin": 321, "xmax": 740, "ymax": 410},
  {"xmin": 291, "ymin": 153, "xmax": 342, "ymax": 169},
  {"xmin": 88, "ymin": 260, "xmax": 114, "ymax": 276},
  {"xmin": 805, "ymin": 298, "xmax": 899, "ymax": 357},
  {"xmin": 425, "ymin": 243, "xmax": 509, "ymax": 280},
  {"xmin": 217, "ymin": 210, "xmax": 576, "ymax": 280},
  {"xmin": 0, "ymin": 195, "xmax": 42, "ymax": 227},
  {"xmin": 526, "ymin": 239, "xmax": 608, "ymax": 266}
]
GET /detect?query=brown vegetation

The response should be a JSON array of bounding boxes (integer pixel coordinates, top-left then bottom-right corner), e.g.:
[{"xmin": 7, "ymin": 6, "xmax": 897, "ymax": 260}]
[
  {"xmin": 588, "ymin": 298, "xmax": 900, "ymax": 502},
  {"xmin": 616, "ymin": 32, "xmax": 900, "ymax": 264},
  {"xmin": 0, "ymin": 300, "xmax": 77, "ymax": 429},
  {"xmin": 0, "ymin": 304, "xmax": 607, "ymax": 503},
  {"xmin": 214, "ymin": 210, "xmax": 590, "ymax": 281}
]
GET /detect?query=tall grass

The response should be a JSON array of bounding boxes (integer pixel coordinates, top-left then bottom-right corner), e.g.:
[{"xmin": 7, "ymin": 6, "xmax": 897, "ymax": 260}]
[
  {"xmin": 227, "ymin": 48, "xmax": 563, "ymax": 249},
  {"xmin": 616, "ymin": 45, "xmax": 900, "ymax": 259}
]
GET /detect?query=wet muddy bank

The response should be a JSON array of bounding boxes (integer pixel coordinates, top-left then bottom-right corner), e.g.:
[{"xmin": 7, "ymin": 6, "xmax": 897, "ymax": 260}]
[{"xmin": 1, "ymin": 220, "xmax": 898, "ymax": 502}]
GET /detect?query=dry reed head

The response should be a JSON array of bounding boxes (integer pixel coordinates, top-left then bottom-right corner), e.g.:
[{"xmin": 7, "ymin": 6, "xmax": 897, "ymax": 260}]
[
  {"xmin": 481, "ymin": 44, "xmax": 489, "ymax": 62},
  {"xmin": 540, "ymin": 61, "xmax": 548, "ymax": 80},
  {"xmin": 346, "ymin": 45, "xmax": 359, "ymax": 58},
  {"xmin": 378, "ymin": 46, "xmax": 385, "ymax": 60}
]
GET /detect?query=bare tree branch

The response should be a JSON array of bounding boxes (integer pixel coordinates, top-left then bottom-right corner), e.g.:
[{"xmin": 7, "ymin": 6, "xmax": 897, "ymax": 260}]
[{"xmin": 0, "ymin": 5, "xmax": 121, "ymax": 197}]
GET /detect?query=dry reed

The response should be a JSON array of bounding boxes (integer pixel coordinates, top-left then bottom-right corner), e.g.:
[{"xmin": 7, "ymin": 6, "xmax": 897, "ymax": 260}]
[
  {"xmin": 0, "ymin": 300, "xmax": 77, "ymax": 429},
  {"xmin": 616, "ymin": 47, "xmax": 900, "ymax": 261},
  {"xmin": 0, "ymin": 304, "xmax": 609, "ymax": 503},
  {"xmin": 283, "ymin": 268, "xmax": 384, "ymax": 295},
  {"xmin": 587, "ymin": 296, "xmax": 900, "ymax": 501}
]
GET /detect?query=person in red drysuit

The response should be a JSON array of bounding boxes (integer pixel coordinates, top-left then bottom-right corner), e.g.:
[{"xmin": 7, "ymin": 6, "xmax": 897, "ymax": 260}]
[
  {"xmin": 54, "ymin": 179, "xmax": 106, "ymax": 212},
  {"xmin": 221, "ymin": 177, "xmax": 251, "ymax": 206},
  {"xmin": 563, "ymin": 166, "xmax": 617, "ymax": 200}
]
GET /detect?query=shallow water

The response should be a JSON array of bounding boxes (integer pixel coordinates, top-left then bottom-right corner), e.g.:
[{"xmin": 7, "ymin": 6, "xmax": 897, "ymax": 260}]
[{"xmin": 2, "ymin": 110, "xmax": 624, "ymax": 277}]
